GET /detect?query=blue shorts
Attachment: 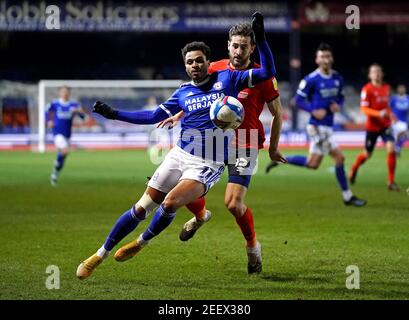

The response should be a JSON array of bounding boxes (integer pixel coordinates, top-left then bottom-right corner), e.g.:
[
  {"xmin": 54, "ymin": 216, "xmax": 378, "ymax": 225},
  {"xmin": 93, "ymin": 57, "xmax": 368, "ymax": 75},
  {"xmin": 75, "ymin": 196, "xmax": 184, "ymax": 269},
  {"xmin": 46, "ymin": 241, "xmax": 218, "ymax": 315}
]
[{"xmin": 226, "ymin": 148, "xmax": 258, "ymax": 188}]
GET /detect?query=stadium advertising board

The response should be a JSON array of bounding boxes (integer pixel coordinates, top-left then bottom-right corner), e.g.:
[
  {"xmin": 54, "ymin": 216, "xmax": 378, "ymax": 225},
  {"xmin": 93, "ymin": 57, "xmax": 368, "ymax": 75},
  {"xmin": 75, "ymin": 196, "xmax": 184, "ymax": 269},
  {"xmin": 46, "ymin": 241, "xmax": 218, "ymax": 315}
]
[
  {"xmin": 299, "ymin": 2, "xmax": 409, "ymax": 25},
  {"xmin": 0, "ymin": 1, "xmax": 290, "ymax": 32}
]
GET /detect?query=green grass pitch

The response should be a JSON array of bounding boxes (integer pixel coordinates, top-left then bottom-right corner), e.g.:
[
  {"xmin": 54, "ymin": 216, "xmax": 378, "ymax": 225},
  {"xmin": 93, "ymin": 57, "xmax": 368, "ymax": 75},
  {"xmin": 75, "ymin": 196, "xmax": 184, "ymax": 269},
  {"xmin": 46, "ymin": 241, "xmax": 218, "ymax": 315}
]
[{"xmin": 0, "ymin": 148, "xmax": 408, "ymax": 300}]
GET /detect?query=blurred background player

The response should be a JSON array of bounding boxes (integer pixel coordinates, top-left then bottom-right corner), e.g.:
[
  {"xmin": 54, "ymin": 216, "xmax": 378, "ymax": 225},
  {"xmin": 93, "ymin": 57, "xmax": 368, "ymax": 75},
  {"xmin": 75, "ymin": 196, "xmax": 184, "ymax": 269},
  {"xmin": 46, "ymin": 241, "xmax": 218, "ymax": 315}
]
[
  {"xmin": 158, "ymin": 22, "xmax": 286, "ymax": 274},
  {"xmin": 46, "ymin": 86, "xmax": 85, "ymax": 186},
  {"xmin": 76, "ymin": 12, "xmax": 278, "ymax": 280},
  {"xmin": 142, "ymin": 95, "xmax": 162, "ymax": 158},
  {"xmin": 266, "ymin": 43, "xmax": 366, "ymax": 207},
  {"xmin": 390, "ymin": 84, "xmax": 409, "ymax": 156},
  {"xmin": 349, "ymin": 64, "xmax": 400, "ymax": 191}
]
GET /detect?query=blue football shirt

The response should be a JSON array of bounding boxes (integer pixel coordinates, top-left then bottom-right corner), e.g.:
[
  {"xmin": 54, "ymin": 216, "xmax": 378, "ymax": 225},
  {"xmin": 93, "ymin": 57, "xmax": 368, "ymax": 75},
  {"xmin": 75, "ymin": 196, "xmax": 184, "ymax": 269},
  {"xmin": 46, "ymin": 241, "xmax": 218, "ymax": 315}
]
[
  {"xmin": 296, "ymin": 69, "xmax": 345, "ymax": 127},
  {"xmin": 47, "ymin": 99, "xmax": 81, "ymax": 138},
  {"xmin": 390, "ymin": 94, "xmax": 409, "ymax": 123},
  {"xmin": 158, "ymin": 69, "xmax": 254, "ymax": 161}
]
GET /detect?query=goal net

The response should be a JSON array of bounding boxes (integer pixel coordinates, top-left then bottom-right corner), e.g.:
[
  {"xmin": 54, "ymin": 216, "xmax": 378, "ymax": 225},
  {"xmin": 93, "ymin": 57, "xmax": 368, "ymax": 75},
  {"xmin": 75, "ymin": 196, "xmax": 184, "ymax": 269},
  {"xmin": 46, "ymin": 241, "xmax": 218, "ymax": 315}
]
[{"xmin": 37, "ymin": 80, "xmax": 182, "ymax": 153}]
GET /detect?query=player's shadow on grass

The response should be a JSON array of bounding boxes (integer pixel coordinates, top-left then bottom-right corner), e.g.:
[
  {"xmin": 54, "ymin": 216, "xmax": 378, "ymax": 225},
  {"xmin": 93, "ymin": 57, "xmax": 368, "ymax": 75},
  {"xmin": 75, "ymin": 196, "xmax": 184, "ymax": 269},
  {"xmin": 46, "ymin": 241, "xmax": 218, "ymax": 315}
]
[
  {"xmin": 261, "ymin": 273, "xmax": 332, "ymax": 284},
  {"xmin": 261, "ymin": 273, "xmax": 298, "ymax": 282}
]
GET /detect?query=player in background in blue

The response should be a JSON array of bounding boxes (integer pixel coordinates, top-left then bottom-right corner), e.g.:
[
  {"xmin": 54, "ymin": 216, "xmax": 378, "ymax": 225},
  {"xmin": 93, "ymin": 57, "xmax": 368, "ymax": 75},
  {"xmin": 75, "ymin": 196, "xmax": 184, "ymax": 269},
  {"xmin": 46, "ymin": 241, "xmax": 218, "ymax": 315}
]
[
  {"xmin": 266, "ymin": 43, "xmax": 366, "ymax": 207},
  {"xmin": 390, "ymin": 84, "xmax": 409, "ymax": 156},
  {"xmin": 46, "ymin": 86, "xmax": 85, "ymax": 186},
  {"xmin": 76, "ymin": 12, "xmax": 276, "ymax": 280}
]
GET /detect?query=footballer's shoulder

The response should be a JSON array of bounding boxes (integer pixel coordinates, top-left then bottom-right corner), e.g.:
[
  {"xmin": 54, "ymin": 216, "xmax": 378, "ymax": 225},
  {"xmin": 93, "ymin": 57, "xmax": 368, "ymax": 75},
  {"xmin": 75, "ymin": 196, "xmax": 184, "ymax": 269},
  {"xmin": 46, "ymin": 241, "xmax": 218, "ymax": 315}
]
[
  {"xmin": 361, "ymin": 82, "xmax": 372, "ymax": 91},
  {"xmin": 179, "ymin": 81, "xmax": 191, "ymax": 88},
  {"xmin": 383, "ymin": 82, "xmax": 391, "ymax": 90},
  {"xmin": 210, "ymin": 59, "xmax": 229, "ymax": 70},
  {"xmin": 306, "ymin": 69, "xmax": 320, "ymax": 80},
  {"xmin": 331, "ymin": 69, "xmax": 344, "ymax": 81},
  {"xmin": 331, "ymin": 69, "xmax": 341, "ymax": 76}
]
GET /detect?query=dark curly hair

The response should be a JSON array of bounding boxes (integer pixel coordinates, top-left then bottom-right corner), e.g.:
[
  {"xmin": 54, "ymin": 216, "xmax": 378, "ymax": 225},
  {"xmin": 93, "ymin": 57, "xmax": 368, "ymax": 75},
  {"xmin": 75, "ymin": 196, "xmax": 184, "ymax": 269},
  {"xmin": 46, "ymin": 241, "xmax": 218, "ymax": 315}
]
[{"xmin": 181, "ymin": 41, "xmax": 211, "ymax": 61}]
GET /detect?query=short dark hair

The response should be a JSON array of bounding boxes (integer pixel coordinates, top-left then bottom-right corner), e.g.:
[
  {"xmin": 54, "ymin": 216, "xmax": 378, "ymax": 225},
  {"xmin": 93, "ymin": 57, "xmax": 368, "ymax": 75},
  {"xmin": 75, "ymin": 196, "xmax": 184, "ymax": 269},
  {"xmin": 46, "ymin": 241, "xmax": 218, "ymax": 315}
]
[
  {"xmin": 316, "ymin": 42, "xmax": 333, "ymax": 53},
  {"xmin": 229, "ymin": 22, "xmax": 255, "ymax": 45},
  {"xmin": 181, "ymin": 41, "xmax": 211, "ymax": 61}
]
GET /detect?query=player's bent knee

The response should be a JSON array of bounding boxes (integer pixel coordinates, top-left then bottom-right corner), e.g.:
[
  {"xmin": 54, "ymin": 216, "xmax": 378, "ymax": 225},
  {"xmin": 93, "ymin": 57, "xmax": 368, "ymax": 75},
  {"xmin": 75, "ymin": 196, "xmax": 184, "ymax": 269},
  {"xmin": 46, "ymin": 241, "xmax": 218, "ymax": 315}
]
[
  {"xmin": 226, "ymin": 199, "xmax": 246, "ymax": 217},
  {"xmin": 162, "ymin": 198, "xmax": 178, "ymax": 212},
  {"xmin": 386, "ymin": 144, "xmax": 395, "ymax": 153},
  {"xmin": 134, "ymin": 193, "xmax": 160, "ymax": 220}
]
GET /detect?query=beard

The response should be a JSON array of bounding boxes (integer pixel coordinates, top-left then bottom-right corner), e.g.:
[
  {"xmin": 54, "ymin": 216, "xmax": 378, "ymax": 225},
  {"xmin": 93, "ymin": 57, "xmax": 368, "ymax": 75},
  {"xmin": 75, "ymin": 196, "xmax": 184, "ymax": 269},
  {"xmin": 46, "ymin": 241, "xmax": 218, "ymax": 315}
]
[{"xmin": 230, "ymin": 55, "xmax": 249, "ymax": 69}]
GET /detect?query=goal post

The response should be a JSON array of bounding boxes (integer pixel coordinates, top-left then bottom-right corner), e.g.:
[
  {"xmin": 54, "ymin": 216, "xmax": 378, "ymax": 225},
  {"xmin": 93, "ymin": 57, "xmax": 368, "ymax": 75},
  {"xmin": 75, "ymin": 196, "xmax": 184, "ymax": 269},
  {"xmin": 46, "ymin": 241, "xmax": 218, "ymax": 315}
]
[{"xmin": 37, "ymin": 79, "xmax": 182, "ymax": 153}]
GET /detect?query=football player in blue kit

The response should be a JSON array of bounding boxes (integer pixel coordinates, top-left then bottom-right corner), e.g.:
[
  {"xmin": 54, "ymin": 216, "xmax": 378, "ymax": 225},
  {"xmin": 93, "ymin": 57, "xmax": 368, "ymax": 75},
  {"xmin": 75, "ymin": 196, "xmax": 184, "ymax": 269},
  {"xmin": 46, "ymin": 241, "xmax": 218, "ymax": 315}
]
[
  {"xmin": 46, "ymin": 86, "xmax": 85, "ymax": 186},
  {"xmin": 390, "ymin": 84, "xmax": 409, "ymax": 156},
  {"xmin": 76, "ymin": 12, "xmax": 276, "ymax": 279},
  {"xmin": 266, "ymin": 43, "xmax": 366, "ymax": 207}
]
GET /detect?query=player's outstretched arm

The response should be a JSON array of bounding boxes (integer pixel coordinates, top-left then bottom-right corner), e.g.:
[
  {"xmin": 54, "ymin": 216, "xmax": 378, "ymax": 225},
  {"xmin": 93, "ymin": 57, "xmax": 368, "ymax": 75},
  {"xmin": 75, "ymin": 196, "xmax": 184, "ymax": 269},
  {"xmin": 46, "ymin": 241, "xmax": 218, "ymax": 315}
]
[
  {"xmin": 231, "ymin": 12, "xmax": 276, "ymax": 90},
  {"xmin": 92, "ymin": 101, "xmax": 169, "ymax": 125},
  {"xmin": 250, "ymin": 12, "xmax": 276, "ymax": 84}
]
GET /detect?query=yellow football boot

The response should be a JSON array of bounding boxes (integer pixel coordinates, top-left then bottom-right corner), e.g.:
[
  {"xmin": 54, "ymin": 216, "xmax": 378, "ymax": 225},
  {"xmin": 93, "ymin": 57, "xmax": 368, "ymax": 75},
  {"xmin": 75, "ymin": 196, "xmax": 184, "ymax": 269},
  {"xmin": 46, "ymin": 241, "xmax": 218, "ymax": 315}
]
[
  {"xmin": 76, "ymin": 254, "xmax": 103, "ymax": 280},
  {"xmin": 114, "ymin": 235, "xmax": 148, "ymax": 262}
]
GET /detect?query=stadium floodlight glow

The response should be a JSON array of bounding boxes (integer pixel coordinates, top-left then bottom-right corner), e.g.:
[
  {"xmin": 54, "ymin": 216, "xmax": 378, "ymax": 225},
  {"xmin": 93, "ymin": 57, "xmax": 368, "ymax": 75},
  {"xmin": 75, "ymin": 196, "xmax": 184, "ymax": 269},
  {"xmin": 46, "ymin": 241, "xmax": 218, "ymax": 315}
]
[{"xmin": 37, "ymin": 80, "xmax": 182, "ymax": 153}]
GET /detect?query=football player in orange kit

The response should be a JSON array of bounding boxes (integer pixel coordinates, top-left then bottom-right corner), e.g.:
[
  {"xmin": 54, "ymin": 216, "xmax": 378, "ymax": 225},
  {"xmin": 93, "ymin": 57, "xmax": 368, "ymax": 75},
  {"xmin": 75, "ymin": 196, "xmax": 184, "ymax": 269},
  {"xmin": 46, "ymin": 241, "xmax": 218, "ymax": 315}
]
[
  {"xmin": 349, "ymin": 63, "xmax": 400, "ymax": 191},
  {"xmin": 158, "ymin": 22, "xmax": 286, "ymax": 273}
]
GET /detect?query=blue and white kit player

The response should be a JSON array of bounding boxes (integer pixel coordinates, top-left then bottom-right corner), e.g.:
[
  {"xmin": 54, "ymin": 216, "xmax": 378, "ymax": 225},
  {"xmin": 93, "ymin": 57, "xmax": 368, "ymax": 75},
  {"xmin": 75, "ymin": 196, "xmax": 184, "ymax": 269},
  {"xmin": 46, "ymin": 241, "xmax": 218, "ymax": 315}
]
[
  {"xmin": 46, "ymin": 86, "xmax": 85, "ymax": 186},
  {"xmin": 266, "ymin": 43, "xmax": 366, "ymax": 207},
  {"xmin": 390, "ymin": 84, "xmax": 409, "ymax": 156},
  {"xmin": 76, "ymin": 12, "xmax": 275, "ymax": 280}
]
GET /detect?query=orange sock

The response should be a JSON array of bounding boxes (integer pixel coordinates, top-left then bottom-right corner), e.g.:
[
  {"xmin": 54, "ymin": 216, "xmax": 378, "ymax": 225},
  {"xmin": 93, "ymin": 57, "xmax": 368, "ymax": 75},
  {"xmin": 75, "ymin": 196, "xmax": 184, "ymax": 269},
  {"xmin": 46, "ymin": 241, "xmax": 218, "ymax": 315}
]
[
  {"xmin": 387, "ymin": 152, "xmax": 396, "ymax": 184},
  {"xmin": 235, "ymin": 207, "xmax": 257, "ymax": 248},
  {"xmin": 352, "ymin": 152, "xmax": 368, "ymax": 173},
  {"xmin": 186, "ymin": 197, "xmax": 207, "ymax": 221}
]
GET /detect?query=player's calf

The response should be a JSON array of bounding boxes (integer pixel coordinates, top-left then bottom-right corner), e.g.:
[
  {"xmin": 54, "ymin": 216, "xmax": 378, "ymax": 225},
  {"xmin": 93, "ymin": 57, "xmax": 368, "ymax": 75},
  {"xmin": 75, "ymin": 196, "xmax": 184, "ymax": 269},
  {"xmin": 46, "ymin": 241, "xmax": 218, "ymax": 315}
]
[
  {"xmin": 50, "ymin": 151, "xmax": 68, "ymax": 185},
  {"xmin": 349, "ymin": 151, "xmax": 370, "ymax": 184}
]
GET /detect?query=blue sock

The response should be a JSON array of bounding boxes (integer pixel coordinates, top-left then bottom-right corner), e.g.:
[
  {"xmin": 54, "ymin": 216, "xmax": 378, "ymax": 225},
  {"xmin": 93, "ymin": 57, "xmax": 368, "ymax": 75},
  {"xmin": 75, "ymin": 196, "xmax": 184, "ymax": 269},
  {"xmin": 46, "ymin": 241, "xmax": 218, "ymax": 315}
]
[
  {"xmin": 335, "ymin": 164, "xmax": 349, "ymax": 191},
  {"xmin": 142, "ymin": 204, "xmax": 176, "ymax": 241},
  {"xmin": 55, "ymin": 153, "xmax": 66, "ymax": 171},
  {"xmin": 286, "ymin": 155, "xmax": 307, "ymax": 167},
  {"xmin": 103, "ymin": 207, "xmax": 142, "ymax": 251},
  {"xmin": 397, "ymin": 136, "xmax": 406, "ymax": 150}
]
